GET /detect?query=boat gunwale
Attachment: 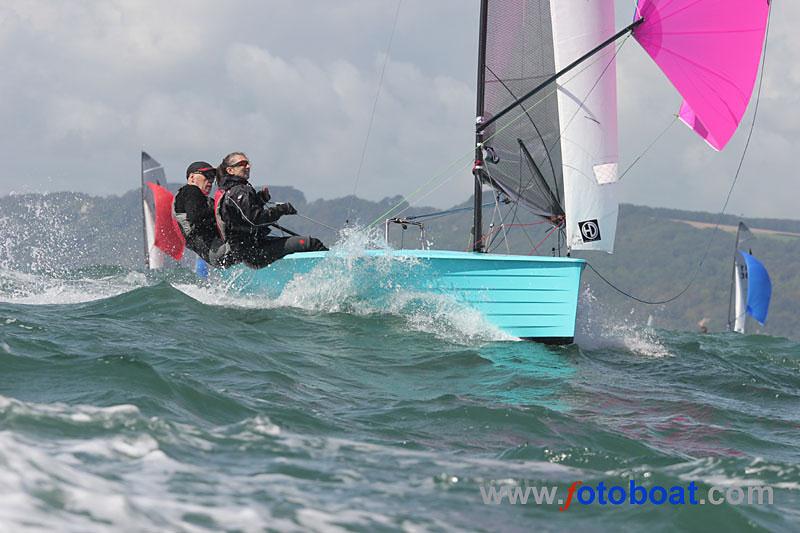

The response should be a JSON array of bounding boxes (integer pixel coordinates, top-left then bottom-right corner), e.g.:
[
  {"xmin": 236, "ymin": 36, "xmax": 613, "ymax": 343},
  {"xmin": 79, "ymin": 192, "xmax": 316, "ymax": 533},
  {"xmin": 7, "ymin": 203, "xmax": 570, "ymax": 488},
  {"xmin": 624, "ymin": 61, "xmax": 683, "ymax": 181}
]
[{"xmin": 267, "ymin": 249, "xmax": 586, "ymax": 266}]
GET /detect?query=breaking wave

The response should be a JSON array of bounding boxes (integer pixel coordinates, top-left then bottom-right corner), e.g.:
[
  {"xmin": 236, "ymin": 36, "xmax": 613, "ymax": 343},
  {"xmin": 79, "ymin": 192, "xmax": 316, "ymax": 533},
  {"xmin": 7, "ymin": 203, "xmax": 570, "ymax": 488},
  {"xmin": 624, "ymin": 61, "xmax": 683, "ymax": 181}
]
[
  {"xmin": 175, "ymin": 227, "xmax": 514, "ymax": 345},
  {"xmin": 575, "ymin": 286, "xmax": 671, "ymax": 357},
  {"xmin": 0, "ymin": 267, "xmax": 147, "ymax": 305}
]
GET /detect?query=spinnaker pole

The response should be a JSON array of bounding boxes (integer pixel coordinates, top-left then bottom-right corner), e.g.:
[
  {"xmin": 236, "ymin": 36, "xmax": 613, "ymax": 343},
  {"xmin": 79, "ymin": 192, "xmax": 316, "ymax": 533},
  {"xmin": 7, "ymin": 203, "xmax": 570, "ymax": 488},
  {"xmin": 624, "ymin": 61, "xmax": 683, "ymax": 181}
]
[
  {"xmin": 472, "ymin": 0, "xmax": 489, "ymax": 252},
  {"xmin": 478, "ymin": 17, "xmax": 644, "ymax": 134}
]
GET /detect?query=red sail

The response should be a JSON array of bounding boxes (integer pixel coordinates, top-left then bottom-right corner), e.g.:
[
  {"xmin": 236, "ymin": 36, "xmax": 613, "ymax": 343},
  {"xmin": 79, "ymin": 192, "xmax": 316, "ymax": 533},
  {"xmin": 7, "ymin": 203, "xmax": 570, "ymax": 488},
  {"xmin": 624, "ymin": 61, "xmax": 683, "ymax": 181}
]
[{"xmin": 145, "ymin": 182, "xmax": 185, "ymax": 261}]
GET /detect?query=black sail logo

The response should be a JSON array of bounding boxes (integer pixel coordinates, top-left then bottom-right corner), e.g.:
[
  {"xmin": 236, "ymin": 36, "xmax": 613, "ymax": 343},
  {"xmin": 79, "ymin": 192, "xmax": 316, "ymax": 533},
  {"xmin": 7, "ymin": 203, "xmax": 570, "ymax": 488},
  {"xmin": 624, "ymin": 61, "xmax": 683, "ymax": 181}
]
[{"xmin": 579, "ymin": 219, "xmax": 601, "ymax": 242}]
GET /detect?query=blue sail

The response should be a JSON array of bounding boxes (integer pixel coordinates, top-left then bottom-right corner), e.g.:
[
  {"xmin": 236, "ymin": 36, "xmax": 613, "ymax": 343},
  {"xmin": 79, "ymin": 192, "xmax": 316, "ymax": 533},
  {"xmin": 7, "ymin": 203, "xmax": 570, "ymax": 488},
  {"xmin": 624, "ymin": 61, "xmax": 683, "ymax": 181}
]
[{"xmin": 739, "ymin": 251, "xmax": 771, "ymax": 326}]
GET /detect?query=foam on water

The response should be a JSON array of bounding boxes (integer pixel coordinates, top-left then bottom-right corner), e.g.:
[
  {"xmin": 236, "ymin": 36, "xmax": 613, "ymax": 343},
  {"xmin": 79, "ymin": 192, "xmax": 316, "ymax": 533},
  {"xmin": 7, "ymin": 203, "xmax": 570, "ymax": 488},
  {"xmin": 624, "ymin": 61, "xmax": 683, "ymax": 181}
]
[
  {"xmin": 3, "ymin": 392, "xmax": 593, "ymax": 531},
  {"xmin": 575, "ymin": 286, "xmax": 670, "ymax": 357},
  {"xmin": 176, "ymin": 227, "xmax": 514, "ymax": 345},
  {"xmin": 0, "ymin": 394, "xmax": 138, "ymax": 415},
  {"xmin": 0, "ymin": 395, "xmax": 290, "ymax": 531},
  {"xmin": 0, "ymin": 268, "xmax": 146, "ymax": 305},
  {"xmin": 0, "ymin": 430, "xmax": 286, "ymax": 531},
  {"xmin": 0, "ymin": 196, "xmax": 150, "ymax": 306}
]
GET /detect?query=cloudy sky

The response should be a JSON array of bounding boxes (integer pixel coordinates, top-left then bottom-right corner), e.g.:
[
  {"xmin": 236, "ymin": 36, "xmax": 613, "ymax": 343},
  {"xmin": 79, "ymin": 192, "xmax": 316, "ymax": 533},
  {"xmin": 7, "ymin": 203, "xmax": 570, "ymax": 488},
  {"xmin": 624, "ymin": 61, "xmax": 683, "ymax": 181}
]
[{"xmin": 0, "ymin": 0, "xmax": 796, "ymax": 219}]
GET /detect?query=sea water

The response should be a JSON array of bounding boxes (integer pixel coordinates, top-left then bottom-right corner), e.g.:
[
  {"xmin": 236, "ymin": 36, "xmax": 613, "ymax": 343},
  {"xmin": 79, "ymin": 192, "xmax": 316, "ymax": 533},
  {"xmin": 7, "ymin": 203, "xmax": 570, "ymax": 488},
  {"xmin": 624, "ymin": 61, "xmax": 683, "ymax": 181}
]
[{"xmin": 0, "ymin": 234, "xmax": 798, "ymax": 531}]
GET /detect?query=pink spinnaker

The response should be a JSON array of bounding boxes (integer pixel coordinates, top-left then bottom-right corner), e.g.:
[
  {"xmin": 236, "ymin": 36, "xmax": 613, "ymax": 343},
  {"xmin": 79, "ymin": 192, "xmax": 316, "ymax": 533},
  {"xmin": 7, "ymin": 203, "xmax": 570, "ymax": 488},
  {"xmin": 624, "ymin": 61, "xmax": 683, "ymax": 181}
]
[{"xmin": 633, "ymin": 0, "xmax": 770, "ymax": 151}]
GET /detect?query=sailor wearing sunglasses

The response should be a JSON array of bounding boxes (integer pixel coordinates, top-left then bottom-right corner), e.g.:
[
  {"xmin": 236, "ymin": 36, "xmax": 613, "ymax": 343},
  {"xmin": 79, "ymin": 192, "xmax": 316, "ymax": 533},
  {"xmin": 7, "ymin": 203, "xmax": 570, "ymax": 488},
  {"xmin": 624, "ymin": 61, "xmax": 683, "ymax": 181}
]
[
  {"xmin": 173, "ymin": 161, "xmax": 233, "ymax": 267},
  {"xmin": 214, "ymin": 151, "xmax": 326, "ymax": 268}
]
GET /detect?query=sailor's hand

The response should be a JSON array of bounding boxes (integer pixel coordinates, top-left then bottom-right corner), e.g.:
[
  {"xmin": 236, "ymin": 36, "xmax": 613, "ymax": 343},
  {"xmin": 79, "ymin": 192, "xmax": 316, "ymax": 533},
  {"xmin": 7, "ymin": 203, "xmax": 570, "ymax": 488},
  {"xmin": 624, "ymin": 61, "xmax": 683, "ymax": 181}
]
[
  {"xmin": 276, "ymin": 202, "xmax": 297, "ymax": 216},
  {"xmin": 258, "ymin": 186, "xmax": 271, "ymax": 203}
]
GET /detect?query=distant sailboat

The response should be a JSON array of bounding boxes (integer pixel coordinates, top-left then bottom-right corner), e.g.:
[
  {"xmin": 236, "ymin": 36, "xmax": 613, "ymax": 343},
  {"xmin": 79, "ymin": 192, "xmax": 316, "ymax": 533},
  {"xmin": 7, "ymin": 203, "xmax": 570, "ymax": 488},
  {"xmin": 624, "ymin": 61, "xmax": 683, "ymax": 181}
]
[
  {"xmin": 141, "ymin": 152, "xmax": 185, "ymax": 269},
  {"xmin": 141, "ymin": 152, "xmax": 168, "ymax": 270},
  {"xmin": 727, "ymin": 222, "xmax": 772, "ymax": 334}
]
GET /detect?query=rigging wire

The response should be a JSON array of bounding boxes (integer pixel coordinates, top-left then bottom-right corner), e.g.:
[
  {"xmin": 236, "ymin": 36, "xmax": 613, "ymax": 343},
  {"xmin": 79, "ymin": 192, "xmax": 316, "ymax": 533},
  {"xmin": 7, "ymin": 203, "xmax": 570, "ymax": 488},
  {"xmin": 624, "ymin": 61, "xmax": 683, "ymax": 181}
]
[
  {"xmin": 586, "ymin": 10, "xmax": 772, "ymax": 306},
  {"xmin": 404, "ymin": 202, "xmax": 495, "ymax": 222},
  {"xmin": 530, "ymin": 222, "xmax": 563, "ymax": 255},
  {"xmin": 264, "ymin": 202, "xmax": 340, "ymax": 233},
  {"xmin": 367, "ymin": 155, "xmax": 473, "ymax": 227},
  {"xmin": 484, "ymin": 196, "xmax": 500, "ymax": 250},
  {"xmin": 293, "ymin": 213, "xmax": 339, "ymax": 232},
  {"xmin": 618, "ymin": 114, "xmax": 678, "ymax": 181},
  {"xmin": 490, "ymin": 190, "xmax": 511, "ymax": 253},
  {"xmin": 367, "ymin": 37, "xmax": 628, "ymax": 228},
  {"xmin": 485, "ymin": 63, "xmax": 559, "ymax": 199},
  {"xmin": 347, "ymin": 0, "xmax": 404, "ymax": 220},
  {"xmin": 382, "ymin": 32, "xmax": 622, "ymax": 251},
  {"xmin": 482, "ymin": 36, "xmax": 629, "ymax": 254},
  {"xmin": 468, "ymin": 221, "xmax": 548, "ymax": 252},
  {"xmin": 545, "ymin": 35, "xmax": 630, "ymax": 158},
  {"xmin": 585, "ymin": 262, "xmax": 693, "ymax": 305}
]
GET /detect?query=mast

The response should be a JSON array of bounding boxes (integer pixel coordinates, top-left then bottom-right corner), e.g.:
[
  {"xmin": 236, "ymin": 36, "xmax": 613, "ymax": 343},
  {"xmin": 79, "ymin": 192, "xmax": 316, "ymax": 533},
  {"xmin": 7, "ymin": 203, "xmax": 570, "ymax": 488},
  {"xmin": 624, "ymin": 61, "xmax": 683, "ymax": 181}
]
[
  {"xmin": 140, "ymin": 151, "xmax": 149, "ymax": 270},
  {"xmin": 472, "ymin": 0, "xmax": 489, "ymax": 252}
]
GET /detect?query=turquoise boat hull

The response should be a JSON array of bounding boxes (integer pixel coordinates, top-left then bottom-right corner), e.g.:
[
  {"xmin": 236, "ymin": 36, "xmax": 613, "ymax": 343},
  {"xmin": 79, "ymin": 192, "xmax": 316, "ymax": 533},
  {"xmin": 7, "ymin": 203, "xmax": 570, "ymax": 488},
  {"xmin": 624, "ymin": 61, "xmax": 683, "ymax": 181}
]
[{"xmin": 220, "ymin": 250, "xmax": 585, "ymax": 344}]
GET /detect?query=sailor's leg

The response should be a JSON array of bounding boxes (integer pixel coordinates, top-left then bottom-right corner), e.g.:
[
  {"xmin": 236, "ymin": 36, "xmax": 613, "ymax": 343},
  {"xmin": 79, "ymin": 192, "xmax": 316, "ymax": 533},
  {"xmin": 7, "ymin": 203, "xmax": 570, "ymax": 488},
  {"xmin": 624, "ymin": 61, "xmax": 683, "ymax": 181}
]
[
  {"xmin": 264, "ymin": 236, "xmax": 328, "ymax": 258},
  {"xmin": 240, "ymin": 236, "xmax": 326, "ymax": 269},
  {"xmin": 207, "ymin": 240, "xmax": 239, "ymax": 268}
]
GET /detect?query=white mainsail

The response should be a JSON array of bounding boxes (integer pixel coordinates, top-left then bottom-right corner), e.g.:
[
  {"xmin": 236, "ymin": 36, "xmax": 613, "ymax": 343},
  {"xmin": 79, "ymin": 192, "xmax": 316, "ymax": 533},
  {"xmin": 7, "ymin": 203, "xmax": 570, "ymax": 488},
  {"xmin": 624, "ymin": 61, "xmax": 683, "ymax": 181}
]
[
  {"xmin": 733, "ymin": 258, "xmax": 747, "ymax": 333},
  {"xmin": 729, "ymin": 221, "xmax": 755, "ymax": 333},
  {"xmin": 550, "ymin": 0, "xmax": 619, "ymax": 253}
]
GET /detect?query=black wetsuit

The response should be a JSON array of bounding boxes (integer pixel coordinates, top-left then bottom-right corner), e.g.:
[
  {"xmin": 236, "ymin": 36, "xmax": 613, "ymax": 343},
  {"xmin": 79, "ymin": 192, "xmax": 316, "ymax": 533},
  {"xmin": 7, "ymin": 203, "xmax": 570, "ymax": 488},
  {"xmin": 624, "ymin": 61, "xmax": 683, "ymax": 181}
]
[
  {"xmin": 215, "ymin": 175, "xmax": 326, "ymax": 269},
  {"xmin": 173, "ymin": 184, "xmax": 232, "ymax": 267}
]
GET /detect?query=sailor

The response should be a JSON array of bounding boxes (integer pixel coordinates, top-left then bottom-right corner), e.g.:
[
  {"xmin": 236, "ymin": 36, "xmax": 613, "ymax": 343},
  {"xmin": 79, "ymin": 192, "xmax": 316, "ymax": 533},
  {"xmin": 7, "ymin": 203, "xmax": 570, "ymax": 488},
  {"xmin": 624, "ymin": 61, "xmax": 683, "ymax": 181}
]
[
  {"xmin": 214, "ymin": 151, "xmax": 327, "ymax": 268},
  {"xmin": 173, "ymin": 161, "xmax": 234, "ymax": 267}
]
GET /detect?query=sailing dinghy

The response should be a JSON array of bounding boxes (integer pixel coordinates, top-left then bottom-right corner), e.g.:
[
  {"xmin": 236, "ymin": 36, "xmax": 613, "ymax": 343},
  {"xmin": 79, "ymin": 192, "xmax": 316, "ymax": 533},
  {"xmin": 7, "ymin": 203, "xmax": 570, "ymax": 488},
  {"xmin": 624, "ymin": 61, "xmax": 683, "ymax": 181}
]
[
  {"xmin": 728, "ymin": 222, "xmax": 772, "ymax": 334},
  {"xmin": 200, "ymin": 0, "xmax": 770, "ymax": 343},
  {"xmin": 141, "ymin": 152, "xmax": 173, "ymax": 270}
]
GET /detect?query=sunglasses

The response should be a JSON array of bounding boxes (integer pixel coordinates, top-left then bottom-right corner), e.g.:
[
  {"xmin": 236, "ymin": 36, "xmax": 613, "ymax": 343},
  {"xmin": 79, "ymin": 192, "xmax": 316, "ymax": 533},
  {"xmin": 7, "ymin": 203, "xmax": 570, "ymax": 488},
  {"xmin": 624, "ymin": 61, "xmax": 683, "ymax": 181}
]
[{"xmin": 229, "ymin": 160, "xmax": 250, "ymax": 168}]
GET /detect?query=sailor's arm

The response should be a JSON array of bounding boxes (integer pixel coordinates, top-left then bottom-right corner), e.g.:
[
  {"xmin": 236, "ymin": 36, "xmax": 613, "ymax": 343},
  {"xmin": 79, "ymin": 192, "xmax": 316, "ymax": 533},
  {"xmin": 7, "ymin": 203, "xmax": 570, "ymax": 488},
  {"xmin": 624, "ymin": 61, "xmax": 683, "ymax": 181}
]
[
  {"xmin": 231, "ymin": 186, "xmax": 296, "ymax": 227},
  {"xmin": 250, "ymin": 200, "xmax": 297, "ymax": 225},
  {"xmin": 183, "ymin": 187, "xmax": 214, "ymax": 226}
]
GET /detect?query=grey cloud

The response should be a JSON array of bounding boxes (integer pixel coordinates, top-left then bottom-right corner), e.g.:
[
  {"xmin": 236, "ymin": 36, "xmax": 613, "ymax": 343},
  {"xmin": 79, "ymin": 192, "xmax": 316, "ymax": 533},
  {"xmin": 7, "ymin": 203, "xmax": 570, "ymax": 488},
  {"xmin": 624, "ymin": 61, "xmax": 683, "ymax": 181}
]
[{"xmin": 0, "ymin": 0, "xmax": 796, "ymax": 221}]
